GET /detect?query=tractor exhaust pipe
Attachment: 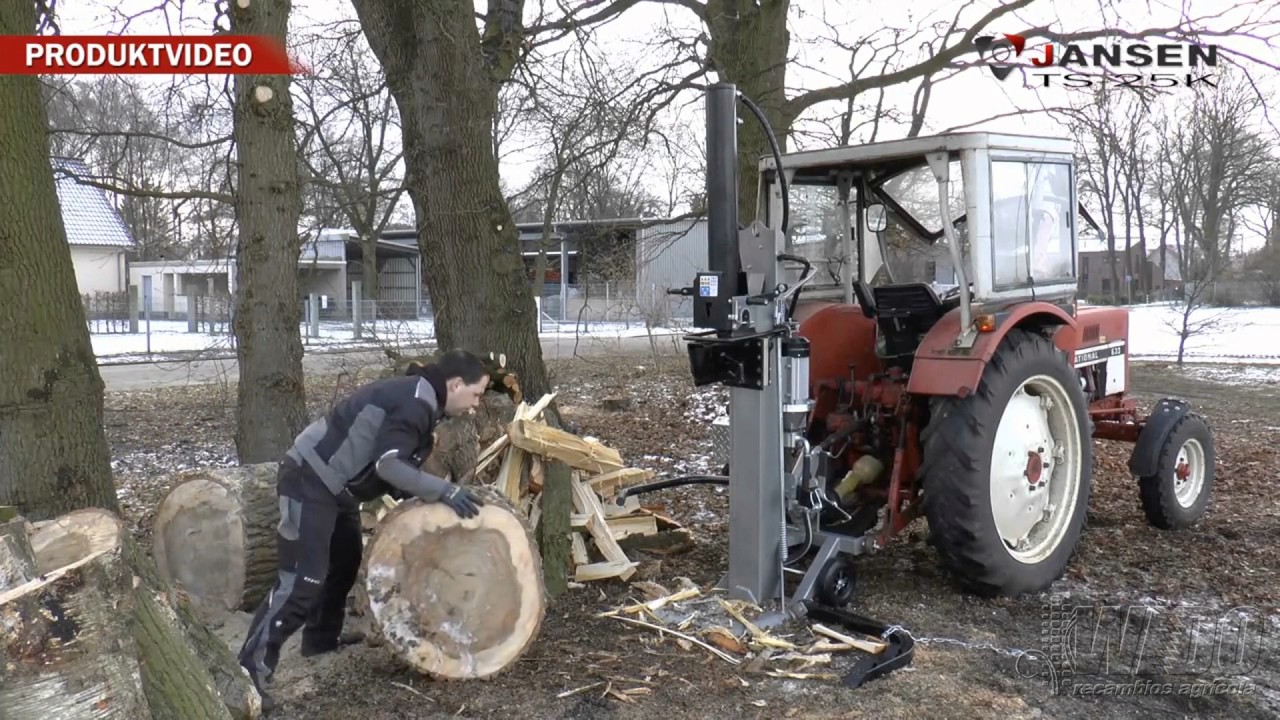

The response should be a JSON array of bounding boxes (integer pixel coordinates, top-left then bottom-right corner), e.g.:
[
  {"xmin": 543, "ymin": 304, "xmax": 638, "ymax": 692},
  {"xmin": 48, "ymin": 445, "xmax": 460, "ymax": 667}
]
[{"xmin": 706, "ymin": 83, "xmax": 741, "ymax": 297}]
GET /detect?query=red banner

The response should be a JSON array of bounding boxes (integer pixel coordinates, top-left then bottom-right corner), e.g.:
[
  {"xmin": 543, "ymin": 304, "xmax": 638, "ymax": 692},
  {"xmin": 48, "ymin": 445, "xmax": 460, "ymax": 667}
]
[{"xmin": 0, "ymin": 35, "xmax": 303, "ymax": 75}]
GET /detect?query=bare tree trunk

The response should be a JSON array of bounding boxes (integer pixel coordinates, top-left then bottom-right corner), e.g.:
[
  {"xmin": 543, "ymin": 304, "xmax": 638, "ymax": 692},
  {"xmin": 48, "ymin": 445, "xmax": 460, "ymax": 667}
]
[
  {"xmin": 532, "ymin": 166, "xmax": 567, "ymax": 321},
  {"xmin": 1122, "ymin": 190, "xmax": 1133, "ymax": 304},
  {"xmin": 230, "ymin": 0, "xmax": 309, "ymax": 463},
  {"xmin": 705, "ymin": 0, "xmax": 791, "ymax": 228},
  {"xmin": 350, "ymin": 0, "xmax": 553, "ymax": 401},
  {"xmin": 362, "ymin": 235, "xmax": 379, "ymax": 305},
  {"xmin": 0, "ymin": 0, "xmax": 118, "ymax": 519}
]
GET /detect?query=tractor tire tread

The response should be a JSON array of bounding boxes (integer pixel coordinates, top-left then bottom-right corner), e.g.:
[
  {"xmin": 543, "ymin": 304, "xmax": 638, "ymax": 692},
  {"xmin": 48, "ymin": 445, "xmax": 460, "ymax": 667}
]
[
  {"xmin": 1137, "ymin": 413, "xmax": 1214, "ymax": 530},
  {"xmin": 918, "ymin": 328, "xmax": 1093, "ymax": 598}
]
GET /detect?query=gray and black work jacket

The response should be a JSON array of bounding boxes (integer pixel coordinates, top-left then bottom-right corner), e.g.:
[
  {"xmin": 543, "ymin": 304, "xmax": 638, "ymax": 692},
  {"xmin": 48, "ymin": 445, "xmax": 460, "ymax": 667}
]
[{"xmin": 285, "ymin": 373, "xmax": 443, "ymax": 501}]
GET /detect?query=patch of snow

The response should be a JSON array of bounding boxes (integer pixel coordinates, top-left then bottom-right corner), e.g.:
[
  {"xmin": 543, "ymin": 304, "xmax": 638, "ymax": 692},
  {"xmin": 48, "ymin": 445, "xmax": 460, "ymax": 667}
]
[
  {"xmin": 1177, "ymin": 365, "xmax": 1280, "ymax": 387},
  {"xmin": 1124, "ymin": 303, "xmax": 1280, "ymax": 364},
  {"xmin": 684, "ymin": 387, "xmax": 728, "ymax": 425},
  {"xmin": 91, "ymin": 318, "xmax": 690, "ymax": 361}
]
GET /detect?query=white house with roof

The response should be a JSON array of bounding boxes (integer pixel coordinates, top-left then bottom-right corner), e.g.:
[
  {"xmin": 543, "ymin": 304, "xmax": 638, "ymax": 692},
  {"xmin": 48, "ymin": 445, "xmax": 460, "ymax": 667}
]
[{"xmin": 51, "ymin": 157, "xmax": 135, "ymax": 295}]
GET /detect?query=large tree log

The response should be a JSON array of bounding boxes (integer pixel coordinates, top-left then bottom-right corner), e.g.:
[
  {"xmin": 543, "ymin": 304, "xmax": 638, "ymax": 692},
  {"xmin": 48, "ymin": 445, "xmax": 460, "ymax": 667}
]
[
  {"xmin": 0, "ymin": 545, "xmax": 152, "ymax": 718},
  {"xmin": 151, "ymin": 463, "xmax": 279, "ymax": 614},
  {"xmin": 21, "ymin": 508, "xmax": 260, "ymax": 720},
  {"xmin": 363, "ymin": 486, "xmax": 545, "ymax": 679},
  {"xmin": 123, "ymin": 533, "xmax": 260, "ymax": 720},
  {"xmin": 1, "ymin": 509, "xmax": 246, "ymax": 719}
]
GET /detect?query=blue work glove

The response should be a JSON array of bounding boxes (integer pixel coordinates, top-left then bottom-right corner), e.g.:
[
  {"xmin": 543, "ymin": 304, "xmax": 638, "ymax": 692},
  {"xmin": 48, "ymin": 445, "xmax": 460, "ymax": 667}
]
[{"xmin": 441, "ymin": 485, "xmax": 484, "ymax": 519}]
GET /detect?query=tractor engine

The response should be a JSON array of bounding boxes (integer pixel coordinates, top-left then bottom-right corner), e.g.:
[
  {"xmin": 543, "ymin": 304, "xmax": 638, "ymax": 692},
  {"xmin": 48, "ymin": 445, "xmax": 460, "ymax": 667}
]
[{"xmin": 805, "ymin": 368, "xmax": 913, "ymax": 535}]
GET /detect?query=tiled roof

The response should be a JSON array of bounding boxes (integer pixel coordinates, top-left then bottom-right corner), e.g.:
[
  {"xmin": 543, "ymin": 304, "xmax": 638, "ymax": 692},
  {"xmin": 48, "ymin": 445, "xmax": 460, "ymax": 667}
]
[{"xmin": 50, "ymin": 157, "xmax": 135, "ymax": 248}]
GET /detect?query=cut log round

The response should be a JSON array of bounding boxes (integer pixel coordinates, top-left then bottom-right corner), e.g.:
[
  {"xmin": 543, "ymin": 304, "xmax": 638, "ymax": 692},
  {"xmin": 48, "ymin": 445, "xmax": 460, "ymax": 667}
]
[
  {"xmin": 363, "ymin": 485, "xmax": 545, "ymax": 680},
  {"xmin": 151, "ymin": 463, "xmax": 279, "ymax": 614},
  {"xmin": 28, "ymin": 506, "xmax": 124, "ymax": 574}
]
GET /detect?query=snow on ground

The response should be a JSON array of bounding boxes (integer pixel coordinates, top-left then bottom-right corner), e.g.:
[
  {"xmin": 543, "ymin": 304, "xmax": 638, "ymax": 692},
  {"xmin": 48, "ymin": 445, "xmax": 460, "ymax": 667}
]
[
  {"xmin": 90, "ymin": 317, "xmax": 687, "ymax": 364},
  {"xmin": 89, "ymin": 303, "xmax": 1280, "ymax": 366},
  {"xmin": 1125, "ymin": 303, "xmax": 1280, "ymax": 364}
]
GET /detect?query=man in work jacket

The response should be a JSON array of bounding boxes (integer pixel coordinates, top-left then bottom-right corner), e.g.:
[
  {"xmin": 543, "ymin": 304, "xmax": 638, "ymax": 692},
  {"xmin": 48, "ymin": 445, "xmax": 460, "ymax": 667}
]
[{"xmin": 237, "ymin": 349, "xmax": 490, "ymax": 710}]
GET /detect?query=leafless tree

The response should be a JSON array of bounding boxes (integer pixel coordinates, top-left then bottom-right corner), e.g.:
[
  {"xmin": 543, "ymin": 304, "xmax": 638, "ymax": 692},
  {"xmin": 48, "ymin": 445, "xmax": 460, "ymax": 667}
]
[
  {"xmin": 1064, "ymin": 86, "xmax": 1129, "ymax": 303},
  {"xmin": 42, "ymin": 75, "xmax": 238, "ymax": 260},
  {"xmin": 545, "ymin": 0, "xmax": 1280, "ymax": 229},
  {"xmin": 223, "ymin": 0, "xmax": 310, "ymax": 462},
  {"xmin": 1156, "ymin": 73, "xmax": 1271, "ymax": 363},
  {"xmin": 294, "ymin": 25, "xmax": 407, "ymax": 304}
]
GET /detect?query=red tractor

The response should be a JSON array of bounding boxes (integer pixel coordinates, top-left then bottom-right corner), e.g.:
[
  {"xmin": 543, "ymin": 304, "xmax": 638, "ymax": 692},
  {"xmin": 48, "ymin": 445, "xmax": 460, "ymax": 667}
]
[{"xmin": 649, "ymin": 85, "xmax": 1215, "ymax": 611}]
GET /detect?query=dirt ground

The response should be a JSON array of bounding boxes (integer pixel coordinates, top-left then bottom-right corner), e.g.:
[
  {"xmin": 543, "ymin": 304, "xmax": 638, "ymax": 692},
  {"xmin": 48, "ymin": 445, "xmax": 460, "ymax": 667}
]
[{"xmin": 105, "ymin": 349, "xmax": 1280, "ymax": 720}]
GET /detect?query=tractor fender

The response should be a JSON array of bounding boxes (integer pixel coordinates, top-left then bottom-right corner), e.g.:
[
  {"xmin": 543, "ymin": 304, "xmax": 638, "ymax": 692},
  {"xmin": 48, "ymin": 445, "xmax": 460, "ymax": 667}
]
[
  {"xmin": 906, "ymin": 302, "xmax": 1077, "ymax": 397},
  {"xmin": 1128, "ymin": 398, "xmax": 1192, "ymax": 477}
]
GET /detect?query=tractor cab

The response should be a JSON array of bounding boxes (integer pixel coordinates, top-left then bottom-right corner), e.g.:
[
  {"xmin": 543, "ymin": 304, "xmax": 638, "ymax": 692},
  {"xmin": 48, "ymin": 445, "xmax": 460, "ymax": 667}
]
[{"xmin": 758, "ymin": 133, "xmax": 1081, "ymax": 361}]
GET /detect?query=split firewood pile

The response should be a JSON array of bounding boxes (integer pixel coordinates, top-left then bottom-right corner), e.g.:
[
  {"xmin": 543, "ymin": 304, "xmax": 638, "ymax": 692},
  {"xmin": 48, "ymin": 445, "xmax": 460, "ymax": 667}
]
[
  {"xmin": 593, "ymin": 579, "xmax": 890, "ymax": 684},
  {"xmin": 365, "ymin": 391, "xmax": 695, "ymax": 585}
]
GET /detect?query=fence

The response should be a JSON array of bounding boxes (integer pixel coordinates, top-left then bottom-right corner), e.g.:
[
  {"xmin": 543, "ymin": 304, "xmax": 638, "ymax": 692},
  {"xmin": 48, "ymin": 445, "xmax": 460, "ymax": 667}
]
[
  {"xmin": 83, "ymin": 291, "xmax": 131, "ymax": 334},
  {"xmin": 534, "ymin": 280, "xmax": 695, "ymax": 326},
  {"xmin": 86, "ymin": 282, "xmax": 697, "ymax": 359},
  {"xmin": 191, "ymin": 295, "xmax": 234, "ymax": 334}
]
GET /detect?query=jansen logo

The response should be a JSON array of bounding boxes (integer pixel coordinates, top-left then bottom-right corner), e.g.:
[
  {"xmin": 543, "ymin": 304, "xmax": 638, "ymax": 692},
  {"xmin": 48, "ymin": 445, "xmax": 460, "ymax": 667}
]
[
  {"xmin": 975, "ymin": 34, "xmax": 1028, "ymax": 80},
  {"xmin": 972, "ymin": 34, "xmax": 1219, "ymax": 88}
]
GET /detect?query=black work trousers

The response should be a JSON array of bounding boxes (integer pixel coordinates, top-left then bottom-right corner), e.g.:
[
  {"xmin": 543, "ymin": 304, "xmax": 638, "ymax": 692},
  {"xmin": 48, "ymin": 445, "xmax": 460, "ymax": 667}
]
[{"xmin": 238, "ymin": 458, "xmax": 363, "ymax": 679}]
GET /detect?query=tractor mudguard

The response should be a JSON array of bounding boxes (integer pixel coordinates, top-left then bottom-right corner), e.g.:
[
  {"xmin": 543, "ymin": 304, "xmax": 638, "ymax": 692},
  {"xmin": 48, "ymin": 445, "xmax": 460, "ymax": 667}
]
[
  {"xmin": 1128, "ymin": 398, "xmax": 1192, "ymax": 477},
  {"xmin": 906, "ymin": 301, "xmax": 1076, "ymax": 397}
]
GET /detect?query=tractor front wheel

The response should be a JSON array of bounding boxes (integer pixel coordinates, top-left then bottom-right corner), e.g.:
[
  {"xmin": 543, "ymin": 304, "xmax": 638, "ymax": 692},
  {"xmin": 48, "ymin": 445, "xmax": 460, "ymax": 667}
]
[
  {"xmin": 920, "ymin": 328, "xmax": 1093, "ymax": 597},
  {"xmin": 1137, "ymin": 413, "xmax": 1214, "ymax": 529}
]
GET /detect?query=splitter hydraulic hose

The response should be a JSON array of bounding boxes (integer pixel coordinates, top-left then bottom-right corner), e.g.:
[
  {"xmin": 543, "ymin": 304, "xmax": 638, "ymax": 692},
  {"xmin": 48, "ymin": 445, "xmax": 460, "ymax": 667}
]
[{"xmin": 615, "ymin": 474, "xmax": 729, "ymax": 502}]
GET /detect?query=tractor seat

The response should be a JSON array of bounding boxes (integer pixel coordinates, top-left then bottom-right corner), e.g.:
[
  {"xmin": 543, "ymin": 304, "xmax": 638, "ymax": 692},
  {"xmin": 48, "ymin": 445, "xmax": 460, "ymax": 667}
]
[
  {"xmin": 871, "ymin": 283, "xmax": 950, "ymax": 359},
  {"xmin": 872, "ymin": 283, "xmax": 946, "ymax": 321}
]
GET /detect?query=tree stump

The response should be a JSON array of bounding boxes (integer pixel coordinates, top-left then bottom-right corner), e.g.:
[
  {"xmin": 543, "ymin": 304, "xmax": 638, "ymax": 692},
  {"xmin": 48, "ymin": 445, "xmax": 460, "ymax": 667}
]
[
  {"xmin": 2, "ymin": 508, "xmax": 251, "ymax": 719},
  {"xmin": 151, "ymin": 463, "xmax": 279, "ymax": 614},
  {"xmin": 363, "ymin": 486, "xmax": 545, "ymax": 679}
]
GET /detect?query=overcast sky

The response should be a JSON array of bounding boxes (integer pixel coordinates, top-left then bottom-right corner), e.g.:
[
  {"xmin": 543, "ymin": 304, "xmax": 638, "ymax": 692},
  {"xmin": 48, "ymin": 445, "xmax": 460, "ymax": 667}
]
[{"xmin": 57, "ymin": 0, "xmax": 1280, "ymax": 247}]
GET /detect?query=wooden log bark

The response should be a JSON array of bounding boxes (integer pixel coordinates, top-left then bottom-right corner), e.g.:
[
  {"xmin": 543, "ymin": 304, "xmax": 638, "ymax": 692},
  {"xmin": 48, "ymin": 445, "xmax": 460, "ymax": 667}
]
[
  {"xmin": 151, "ymin": 463, "xmax": 279, "ymax": 614},
  {"xmin": 122, "ymin": 533, "xmax": 260, "ymax": 720},
  {"xmin": 1, "ymin": 508, "xmax": 246, "ymax": 719},
  {"xmin": 0, "ymin": 516, "xmax": 36, "ymax": 591},
  {"xmin": 24, "ymin": 508, "xmax": 259, "ymax": 720},
  {"xmin": 537, "ymin": 460, "xmax": 573, "ymax": 599},
  {"xmin": 363, "ymin": 485, "xmax": 545, "ymax": 679},
  {"xmin": 0, "ymin": 544, "xmax": 152, "ymax": 718}
]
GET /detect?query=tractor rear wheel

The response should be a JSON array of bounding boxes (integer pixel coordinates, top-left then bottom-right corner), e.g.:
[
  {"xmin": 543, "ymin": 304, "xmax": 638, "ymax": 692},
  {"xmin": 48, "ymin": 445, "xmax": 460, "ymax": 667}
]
[{"xmin": 920, "ymin": 328, "xmax": 1092, "ymax": 597}]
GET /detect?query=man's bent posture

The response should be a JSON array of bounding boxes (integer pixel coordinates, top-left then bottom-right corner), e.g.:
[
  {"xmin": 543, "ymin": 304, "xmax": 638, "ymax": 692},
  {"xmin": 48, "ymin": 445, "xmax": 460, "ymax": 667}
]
[{"xmin": 238, "ymin": 349, "xmax": 488, "ymax": 711}]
